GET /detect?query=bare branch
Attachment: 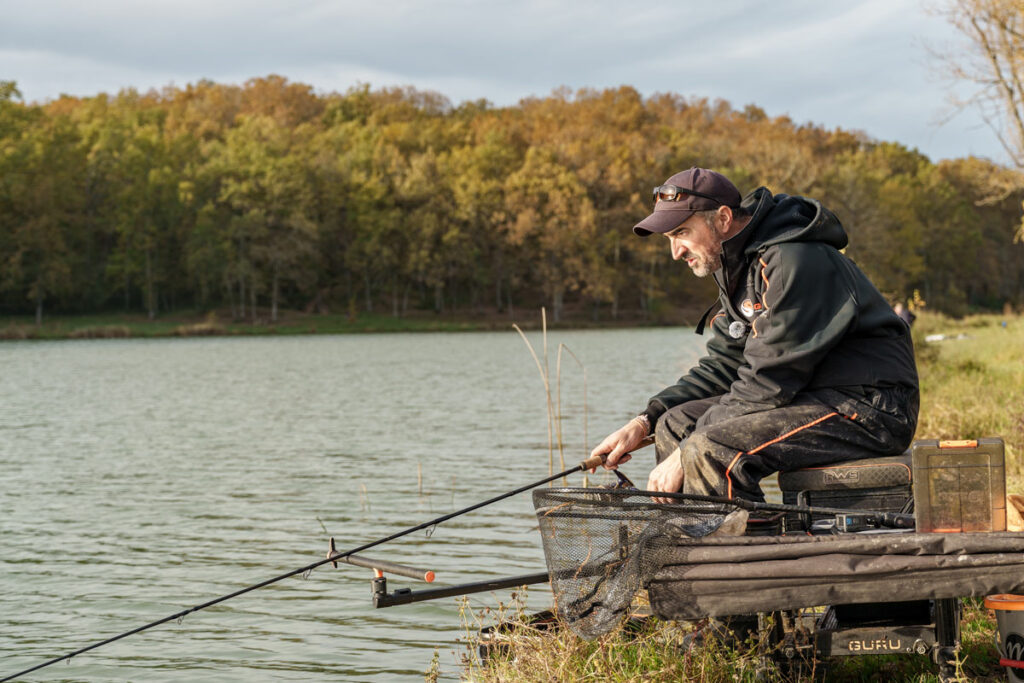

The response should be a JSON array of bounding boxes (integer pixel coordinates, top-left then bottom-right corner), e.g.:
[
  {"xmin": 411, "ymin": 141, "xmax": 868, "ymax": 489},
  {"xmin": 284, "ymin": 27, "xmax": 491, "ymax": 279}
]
[{"xmin": 936, "ymin": 0, "xmax": 1024, "ymax": 168}]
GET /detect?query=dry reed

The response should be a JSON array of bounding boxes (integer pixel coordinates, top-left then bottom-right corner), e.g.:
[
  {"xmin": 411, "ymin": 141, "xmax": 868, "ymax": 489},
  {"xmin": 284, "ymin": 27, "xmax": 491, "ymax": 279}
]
[
  {"xmin": 512, "ymin": 309, "xmax": 555, "ymax": 478},
  {"xmin": 68, "ymin": 325, "xmax": 132, "ymax": 339},
  {"xmin": 556, "ymin": 343, "xmax": 588, "ymax": 486},
  {"xmin": 172, "ymin": 321, "xmax": 226, "ymax": 336}
]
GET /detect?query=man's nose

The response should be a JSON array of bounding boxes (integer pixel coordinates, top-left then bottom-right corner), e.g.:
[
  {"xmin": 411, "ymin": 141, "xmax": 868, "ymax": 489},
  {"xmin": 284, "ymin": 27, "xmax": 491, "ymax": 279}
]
[{"xmin": 670, "ymin": 238, "xmax": 687, "ymax": 260}]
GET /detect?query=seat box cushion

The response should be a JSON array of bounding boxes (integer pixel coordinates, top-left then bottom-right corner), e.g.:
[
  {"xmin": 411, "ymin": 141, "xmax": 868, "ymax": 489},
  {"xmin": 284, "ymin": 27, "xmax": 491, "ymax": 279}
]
[{"xmin": 779, "ymin": 453, "xmax": 912, "ymax": 493}]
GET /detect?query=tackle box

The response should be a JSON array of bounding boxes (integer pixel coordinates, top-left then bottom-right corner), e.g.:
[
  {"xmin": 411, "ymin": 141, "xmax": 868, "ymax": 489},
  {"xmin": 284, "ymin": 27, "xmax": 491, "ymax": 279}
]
[
  {"xmin": 777, "ymin": 453, "xmax": 913, "ymax": 531},
  {"xmin": 912, "ymin": 438, "xmax": 1006, "ymax": 533}
]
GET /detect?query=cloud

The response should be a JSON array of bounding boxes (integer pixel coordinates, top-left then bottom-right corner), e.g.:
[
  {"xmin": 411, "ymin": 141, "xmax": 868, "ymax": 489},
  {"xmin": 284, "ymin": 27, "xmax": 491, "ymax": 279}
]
[{"xmin": 0, "ymin": 0, "xmax": 1009, "ymax": 163}]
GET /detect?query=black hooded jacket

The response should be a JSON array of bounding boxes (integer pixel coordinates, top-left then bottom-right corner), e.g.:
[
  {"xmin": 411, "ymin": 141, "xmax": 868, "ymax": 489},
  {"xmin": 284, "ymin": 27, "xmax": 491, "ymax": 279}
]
[{"xmin": 642, "ymin": 187, "xmax": 919, "ymax": 427}]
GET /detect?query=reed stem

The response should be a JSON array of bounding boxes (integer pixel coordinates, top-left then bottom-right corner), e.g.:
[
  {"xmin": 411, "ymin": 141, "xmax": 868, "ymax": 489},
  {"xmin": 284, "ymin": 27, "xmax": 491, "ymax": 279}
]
[{"xmin": 512, "ymin": 310, "xmax": 555, "ymax": 479}]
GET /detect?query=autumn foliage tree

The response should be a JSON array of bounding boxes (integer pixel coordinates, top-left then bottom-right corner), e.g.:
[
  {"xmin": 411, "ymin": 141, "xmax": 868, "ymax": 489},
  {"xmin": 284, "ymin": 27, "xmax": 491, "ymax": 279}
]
[{"xmin": 0, "ymin": 76, "xmax": 1022, "ymax": 323}]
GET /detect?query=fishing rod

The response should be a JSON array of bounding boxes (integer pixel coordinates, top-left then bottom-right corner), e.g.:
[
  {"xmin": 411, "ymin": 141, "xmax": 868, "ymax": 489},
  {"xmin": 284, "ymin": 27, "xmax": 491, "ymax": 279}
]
[
  {"xmin": 602, "ymin": 469, "xmax": 914, "ymax": 529},
  {"xmin": 599, "ymin": 484, "xmax": 916, "ymax": 529},
  {"xmin": 674, "ymin": 489, "xmax": 916, "ymax": 529},
  {"xmin": 0, "ymin": 450, "xmax": 618, "ymax": 683}
]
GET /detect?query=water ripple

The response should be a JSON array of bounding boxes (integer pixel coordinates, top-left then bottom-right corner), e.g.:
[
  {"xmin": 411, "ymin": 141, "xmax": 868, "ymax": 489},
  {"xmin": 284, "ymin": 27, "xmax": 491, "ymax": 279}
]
[{"xmin": 0, "ymin": 329, "xmax": 703, "ymax": 681}]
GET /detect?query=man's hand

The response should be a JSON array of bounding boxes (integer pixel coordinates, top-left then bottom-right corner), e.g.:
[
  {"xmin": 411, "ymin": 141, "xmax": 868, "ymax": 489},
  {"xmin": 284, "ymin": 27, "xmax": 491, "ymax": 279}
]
[
  {"xmin": 648, "ymin": 449, "xmax": 684, "ymax": 504},
  {"xmin": 589, "ymin": 418, "xmax": 648, "ymax": 471}
]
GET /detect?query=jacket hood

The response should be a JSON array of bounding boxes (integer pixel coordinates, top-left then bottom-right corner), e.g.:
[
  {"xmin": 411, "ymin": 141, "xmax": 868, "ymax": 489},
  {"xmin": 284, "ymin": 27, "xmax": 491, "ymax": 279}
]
[{"xmin": 735, "ymin": 187, "xmax": 849, "ymax": 255}]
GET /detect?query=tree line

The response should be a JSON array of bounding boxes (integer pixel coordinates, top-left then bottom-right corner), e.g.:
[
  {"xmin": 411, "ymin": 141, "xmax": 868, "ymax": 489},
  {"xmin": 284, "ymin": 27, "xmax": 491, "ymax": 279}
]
[{"xmin": 1, "ymin": 76, "xmax": 1022, "ymax": 325}]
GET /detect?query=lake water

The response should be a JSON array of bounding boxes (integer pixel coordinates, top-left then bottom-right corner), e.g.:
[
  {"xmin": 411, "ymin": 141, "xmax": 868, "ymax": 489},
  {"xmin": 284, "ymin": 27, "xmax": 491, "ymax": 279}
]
[{"xmin": 0, "ymin": 327, "xmax": 759, "ymax": 681}]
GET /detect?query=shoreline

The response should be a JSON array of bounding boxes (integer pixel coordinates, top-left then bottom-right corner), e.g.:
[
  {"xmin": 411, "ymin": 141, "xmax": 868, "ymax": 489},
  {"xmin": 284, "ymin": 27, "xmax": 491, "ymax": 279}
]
[
  {"xmin": 0, "ymin": 309, "xmax": 700, "ymax": 341},
  {"xmin": 3, "ymin": 306, "xmax": 1016, "ymax": 342}
]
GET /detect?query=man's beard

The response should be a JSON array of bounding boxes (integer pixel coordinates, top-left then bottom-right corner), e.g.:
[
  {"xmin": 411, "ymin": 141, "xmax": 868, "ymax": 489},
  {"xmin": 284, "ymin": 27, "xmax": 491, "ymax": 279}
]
[{"xmin": 689, "ymin": 240, "xmax": 723, "ymax": 277}]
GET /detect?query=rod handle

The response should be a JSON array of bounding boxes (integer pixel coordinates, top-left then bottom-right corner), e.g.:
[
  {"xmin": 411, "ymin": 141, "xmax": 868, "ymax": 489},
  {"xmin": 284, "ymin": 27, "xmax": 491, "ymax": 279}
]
[
  {"xmin": 578, "ymin": 436, "xmax": 655, "ymax": 471},
  {"xmin": 578, "ymin": 453, "xmax": 606, "ymax": 471}
]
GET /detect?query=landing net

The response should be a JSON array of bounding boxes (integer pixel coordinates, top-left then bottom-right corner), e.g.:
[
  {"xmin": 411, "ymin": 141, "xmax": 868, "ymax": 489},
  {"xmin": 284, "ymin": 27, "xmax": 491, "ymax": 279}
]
[{"xmin": 532, "ymin": 488, "xmax": 746, "ymax": 639}]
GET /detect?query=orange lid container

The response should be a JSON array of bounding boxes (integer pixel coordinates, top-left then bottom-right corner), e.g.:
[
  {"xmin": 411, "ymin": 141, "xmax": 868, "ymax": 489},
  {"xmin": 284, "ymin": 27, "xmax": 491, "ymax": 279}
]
[
  {"xmin": 984, "ymin": 594, "xmax": 1024, "ymax": 611},
  {"xmin": 912, "ymin": 438, "xmax": 1006, "ymax": 533}
]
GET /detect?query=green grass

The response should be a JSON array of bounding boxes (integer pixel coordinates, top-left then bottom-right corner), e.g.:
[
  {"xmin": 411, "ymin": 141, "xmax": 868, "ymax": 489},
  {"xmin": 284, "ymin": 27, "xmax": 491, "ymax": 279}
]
[
  {"xmin": 913, "ymin": 311, "xmax": 1024, "ymax": 476},
  {"xmin": 453, "ymin": 594, "xmax": 784, "ymax": 683},
  {"xmin": 452, "ymin": 597, "xmax": 1006, "ymax": 682}
]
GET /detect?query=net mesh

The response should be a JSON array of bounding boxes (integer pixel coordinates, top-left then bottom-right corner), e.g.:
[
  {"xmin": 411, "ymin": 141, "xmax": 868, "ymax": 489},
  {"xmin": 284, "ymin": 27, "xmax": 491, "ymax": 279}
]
[{"xmin": 532, "ymin": 487, "xmax": 747, "ymax": 639}]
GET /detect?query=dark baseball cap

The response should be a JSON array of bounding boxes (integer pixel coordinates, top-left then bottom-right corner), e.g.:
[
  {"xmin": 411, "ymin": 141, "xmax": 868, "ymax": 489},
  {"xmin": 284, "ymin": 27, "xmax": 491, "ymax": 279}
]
[{"xmin": 633, "ymin": 167, "xmax": 742, "ymax": 236}]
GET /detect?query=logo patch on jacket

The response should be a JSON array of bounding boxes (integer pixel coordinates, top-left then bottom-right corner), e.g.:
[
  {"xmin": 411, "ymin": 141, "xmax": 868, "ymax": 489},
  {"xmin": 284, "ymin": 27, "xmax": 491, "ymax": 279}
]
[{"xmin": 740, "ymin": 299, "xmax": 757, "ymax": 318}]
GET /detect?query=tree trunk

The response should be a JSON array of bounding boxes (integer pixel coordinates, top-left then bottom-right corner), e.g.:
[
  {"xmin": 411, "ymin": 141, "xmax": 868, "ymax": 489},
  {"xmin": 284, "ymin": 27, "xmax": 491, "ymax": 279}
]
[
  {"xmin": 35, "ymin": 288, "xmax": 43, "ymax": 327},
  {"xmin": 271, "ymin": 265, "xmax": 279, "ymax": 323},
  {"xmin": 227, "ymin": 278, "xmax": 237, "ymax": 320},
  {"xmin": 644, "ymin": 256, "xmax": 657, "ymax": 320},
  {"xmin": 495, "ymin": 249, "xmax": 504, "ymax": 312},
  {"xmin": 433, "ymin": 284, "xmax": 443, "ymax": 314},
  {"xmin": 364, "ymin": 270, "xmax": 373, "ymax": 313},
  {"xmin": 145, "ymin": 248, "xmax": 155, "ymax": 320},
  {"xmin": 391, "ymin": 275, "xmax": 399, "ymax": 317},
  {"xmin": 611, "ymin": 240, "xmax": 620, "ymax": 320},
  {"xmin": 239, "ymin": 273, "xmax": 246, "ymax": 320},
  {"xmin": 250, "ymin": 273, "xmax": 257, "ymax": 323},
  {"xmin": 552, "ymin": 287, "xmax": 564, "ymax": 323}
]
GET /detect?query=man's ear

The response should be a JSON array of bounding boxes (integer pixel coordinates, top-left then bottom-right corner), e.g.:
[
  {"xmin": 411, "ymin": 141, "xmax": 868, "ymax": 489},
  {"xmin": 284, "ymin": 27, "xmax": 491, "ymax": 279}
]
[{"xmin": 714, "ymin": 206, "xmax": 733, "ymax": 235}]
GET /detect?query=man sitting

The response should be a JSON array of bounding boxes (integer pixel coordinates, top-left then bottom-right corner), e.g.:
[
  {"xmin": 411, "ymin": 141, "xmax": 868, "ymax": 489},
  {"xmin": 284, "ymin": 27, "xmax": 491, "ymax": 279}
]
[{"xmin": 591, "ymin": 168, "xmax": 919, "ymax": 502}]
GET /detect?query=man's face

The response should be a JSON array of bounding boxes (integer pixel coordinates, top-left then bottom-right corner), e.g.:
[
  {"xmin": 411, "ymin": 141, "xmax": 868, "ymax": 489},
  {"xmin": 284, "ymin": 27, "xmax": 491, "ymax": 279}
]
[{"xmin": 664, "ymin": 213, "xmax": 723, "ymax": 277}]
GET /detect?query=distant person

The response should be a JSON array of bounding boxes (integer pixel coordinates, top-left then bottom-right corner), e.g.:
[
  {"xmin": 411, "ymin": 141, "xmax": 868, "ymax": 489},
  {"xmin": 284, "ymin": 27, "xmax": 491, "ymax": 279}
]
[
  {"xmin": 590, "ymin": 168, "xmax": 920, "ymax": 502},
  {"xmin": 894, "ymin": 302, "xmax": 916, "ymax": 328}
]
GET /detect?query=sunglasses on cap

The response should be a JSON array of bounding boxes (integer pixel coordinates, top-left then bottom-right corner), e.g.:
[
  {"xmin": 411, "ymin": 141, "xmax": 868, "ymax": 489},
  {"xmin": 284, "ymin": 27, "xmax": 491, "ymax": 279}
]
[{"xmin": 652, "ymin": 184, "xmax": 724, "ymax": 205}]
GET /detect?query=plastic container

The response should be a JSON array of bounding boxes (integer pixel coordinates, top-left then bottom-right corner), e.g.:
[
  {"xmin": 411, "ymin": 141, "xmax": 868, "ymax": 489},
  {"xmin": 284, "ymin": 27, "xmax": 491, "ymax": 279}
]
[
  {"xmin": 985, "ymin": 594, "xmax": 1024, "ymax": 681},
  {"xmin": 912, "ymin": 438, "xmax": 1006, "ymax": 533}
]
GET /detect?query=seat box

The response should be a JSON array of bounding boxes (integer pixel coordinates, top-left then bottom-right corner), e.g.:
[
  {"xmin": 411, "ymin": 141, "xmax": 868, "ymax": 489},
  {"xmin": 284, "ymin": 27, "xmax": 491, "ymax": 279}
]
[{"xmin": 779, "ymin": 453, "xmax": 913, "ymax": 530}]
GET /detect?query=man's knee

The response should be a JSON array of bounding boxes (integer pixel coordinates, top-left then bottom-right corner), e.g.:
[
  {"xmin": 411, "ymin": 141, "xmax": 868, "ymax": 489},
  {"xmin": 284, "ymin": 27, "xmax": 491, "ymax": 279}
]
[
  {"xmin": 654, "ymin": 414, "xmax": 681, "ymax": 464},
  {"xmin": 679, "ymin": 431, "xmax": 740, "ymax": 497},
  {"xmin": 654, "ymin": 399, "xmax": 717, "ymax": 464},
  {"xmin": 680, "ymin": 431, "xmax": 727, "ymax": 476}
]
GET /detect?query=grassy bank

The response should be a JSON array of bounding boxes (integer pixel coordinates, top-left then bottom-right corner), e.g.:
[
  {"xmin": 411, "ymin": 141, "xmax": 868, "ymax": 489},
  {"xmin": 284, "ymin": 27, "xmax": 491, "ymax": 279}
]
[
  {"xmin": 447, "ymin": 311, "xmax": 1024, "ymax": 682},
  {"xmin": 454, "ymin": 599, "xmax": 1003, "ymax": 682},
  {"xmin": 913, "ymin": 311, "xmax": 1024, "ymax": 476},
  {"xmin": 0, "ymin": 311, "xmax": 504, "ymax": 340}
]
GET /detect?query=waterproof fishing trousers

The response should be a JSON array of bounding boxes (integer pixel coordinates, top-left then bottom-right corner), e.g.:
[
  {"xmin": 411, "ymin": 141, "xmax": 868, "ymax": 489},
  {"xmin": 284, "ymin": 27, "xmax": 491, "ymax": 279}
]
[{"xmin": 653, "ymin": 385, "xmax": 918, "ymax": 502}]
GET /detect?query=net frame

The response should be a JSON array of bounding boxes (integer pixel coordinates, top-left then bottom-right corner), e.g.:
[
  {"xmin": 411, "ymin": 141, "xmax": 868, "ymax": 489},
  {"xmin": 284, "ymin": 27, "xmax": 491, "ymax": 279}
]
[{"xmin": 533, "ymin": 487, "xmax": 744, "ymax": 638}]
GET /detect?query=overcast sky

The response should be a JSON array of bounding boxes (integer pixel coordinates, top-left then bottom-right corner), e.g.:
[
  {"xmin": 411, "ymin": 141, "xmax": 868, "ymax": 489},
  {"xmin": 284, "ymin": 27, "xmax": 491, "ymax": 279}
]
[{"xmin": 1, "ymin": 0, "xmax": 1006, "ymax": 164}]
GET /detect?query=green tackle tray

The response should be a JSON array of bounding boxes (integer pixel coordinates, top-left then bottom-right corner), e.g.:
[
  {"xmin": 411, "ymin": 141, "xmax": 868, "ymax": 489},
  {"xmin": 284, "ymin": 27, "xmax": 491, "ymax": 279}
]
[{"xmin": 912, "ymin": 438, "xmax": 1006, "ymax": 533}]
